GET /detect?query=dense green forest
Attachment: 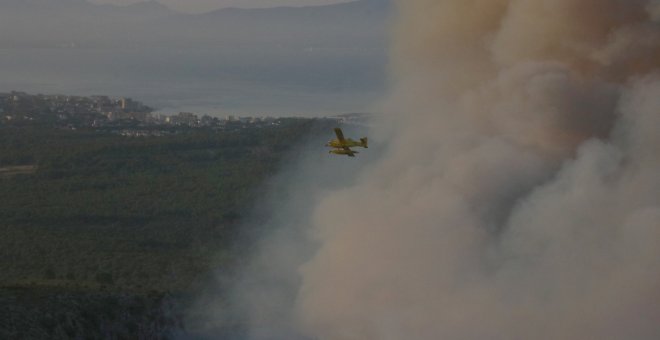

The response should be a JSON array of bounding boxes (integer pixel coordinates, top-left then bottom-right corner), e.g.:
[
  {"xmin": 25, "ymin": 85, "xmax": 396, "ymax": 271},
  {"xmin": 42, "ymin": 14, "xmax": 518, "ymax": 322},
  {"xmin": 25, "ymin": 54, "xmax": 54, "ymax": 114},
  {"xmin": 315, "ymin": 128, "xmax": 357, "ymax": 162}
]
[{"xmin": 0, "ymin": 120, "xmax": 330, "ymax": 338}]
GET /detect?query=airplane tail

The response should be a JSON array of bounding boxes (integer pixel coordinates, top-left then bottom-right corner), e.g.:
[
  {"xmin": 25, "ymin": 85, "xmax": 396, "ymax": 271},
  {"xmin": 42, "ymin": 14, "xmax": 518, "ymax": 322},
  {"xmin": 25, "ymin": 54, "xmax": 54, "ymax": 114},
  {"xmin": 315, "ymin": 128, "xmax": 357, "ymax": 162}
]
[{"xmin": 360, "ymin": 137, "xmax": 368, "ymax": 148}]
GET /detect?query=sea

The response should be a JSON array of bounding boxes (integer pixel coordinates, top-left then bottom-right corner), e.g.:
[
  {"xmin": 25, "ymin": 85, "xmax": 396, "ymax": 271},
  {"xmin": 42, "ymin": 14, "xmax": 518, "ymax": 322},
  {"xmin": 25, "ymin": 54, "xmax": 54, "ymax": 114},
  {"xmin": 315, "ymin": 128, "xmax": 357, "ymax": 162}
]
[{"xmin": 0, "ymin": 46, "xmax": 387, "ymax": 117}]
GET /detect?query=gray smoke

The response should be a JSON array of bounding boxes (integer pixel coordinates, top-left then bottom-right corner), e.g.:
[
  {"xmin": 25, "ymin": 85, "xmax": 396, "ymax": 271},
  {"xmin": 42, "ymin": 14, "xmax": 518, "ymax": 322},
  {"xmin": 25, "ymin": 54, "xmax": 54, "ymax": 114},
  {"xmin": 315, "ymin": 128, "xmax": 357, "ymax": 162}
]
[{"xmin": 230, "ymin": 1, "xmax": 660, "ymax": 339}]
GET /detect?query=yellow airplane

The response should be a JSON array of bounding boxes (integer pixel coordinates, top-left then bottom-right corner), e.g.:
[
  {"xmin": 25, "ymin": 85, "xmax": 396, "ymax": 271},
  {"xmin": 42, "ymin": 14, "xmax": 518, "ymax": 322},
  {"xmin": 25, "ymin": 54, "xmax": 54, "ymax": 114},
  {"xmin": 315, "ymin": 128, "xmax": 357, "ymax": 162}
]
[{"xmin": 326, "ymin": 127, "xmax": 368, "ymax": 157}]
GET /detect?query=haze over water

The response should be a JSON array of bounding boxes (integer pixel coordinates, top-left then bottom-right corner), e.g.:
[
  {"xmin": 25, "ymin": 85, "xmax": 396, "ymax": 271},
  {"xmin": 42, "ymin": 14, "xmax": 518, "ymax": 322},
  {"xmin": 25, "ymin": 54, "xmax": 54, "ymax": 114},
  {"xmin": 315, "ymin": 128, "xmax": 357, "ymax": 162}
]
[
  {"xmin": 0, "ymin": 47, "xmax": 385, "ymax": 116},
  {"xmin": 0, "ymin": 0, "xmax": 390, "ymax": 116}
]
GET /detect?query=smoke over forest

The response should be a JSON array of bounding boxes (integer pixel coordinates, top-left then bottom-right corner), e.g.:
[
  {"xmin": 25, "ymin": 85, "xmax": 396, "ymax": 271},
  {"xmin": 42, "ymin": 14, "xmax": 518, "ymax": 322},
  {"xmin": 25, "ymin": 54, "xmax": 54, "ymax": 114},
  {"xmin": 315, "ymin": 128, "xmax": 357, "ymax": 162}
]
[{"xmin": 219, "ymin": 1, "xmax": 660, "ymax": 339}]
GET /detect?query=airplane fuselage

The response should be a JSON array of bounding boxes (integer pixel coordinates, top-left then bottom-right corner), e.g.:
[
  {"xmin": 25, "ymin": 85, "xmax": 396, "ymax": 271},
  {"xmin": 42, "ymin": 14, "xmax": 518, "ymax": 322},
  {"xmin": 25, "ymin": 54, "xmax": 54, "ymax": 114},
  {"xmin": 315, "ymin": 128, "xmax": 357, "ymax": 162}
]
[
  {"xmin": 326, "ymin": 128, "xmax": 368, "ymax": 157},
  {"xmin": 326, "ymin": 138, "xmax": 367, "ymax": 149}
]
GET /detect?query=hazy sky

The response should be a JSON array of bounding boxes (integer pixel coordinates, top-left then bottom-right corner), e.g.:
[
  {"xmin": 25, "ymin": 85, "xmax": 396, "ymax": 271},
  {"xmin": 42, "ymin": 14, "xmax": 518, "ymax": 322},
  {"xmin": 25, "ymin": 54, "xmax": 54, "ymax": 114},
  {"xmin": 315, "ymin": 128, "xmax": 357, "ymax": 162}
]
[{"xmin": 90, "ymin": 0, "xmax": 353, "ymax": 13}]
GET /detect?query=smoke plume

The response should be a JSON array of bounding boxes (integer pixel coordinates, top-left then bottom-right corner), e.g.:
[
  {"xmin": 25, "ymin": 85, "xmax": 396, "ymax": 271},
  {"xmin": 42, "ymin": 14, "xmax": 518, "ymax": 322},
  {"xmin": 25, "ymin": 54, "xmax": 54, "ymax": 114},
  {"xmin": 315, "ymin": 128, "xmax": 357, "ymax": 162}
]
[
  {"xmin": 293, "ymin": 1, "xmax": 660, "ymax": 339},
  {"xmin": 232, "ymin": 1, "xmax": 660, "ymax": 339}
]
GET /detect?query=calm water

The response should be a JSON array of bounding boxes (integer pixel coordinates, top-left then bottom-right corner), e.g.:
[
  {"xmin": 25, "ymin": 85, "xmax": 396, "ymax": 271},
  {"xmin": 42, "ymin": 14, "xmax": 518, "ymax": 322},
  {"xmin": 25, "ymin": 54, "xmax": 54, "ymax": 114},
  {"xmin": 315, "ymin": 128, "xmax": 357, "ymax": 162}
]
[{"xmin": 0, "ymin": 47, "xmax": 387, "ymax": 116}]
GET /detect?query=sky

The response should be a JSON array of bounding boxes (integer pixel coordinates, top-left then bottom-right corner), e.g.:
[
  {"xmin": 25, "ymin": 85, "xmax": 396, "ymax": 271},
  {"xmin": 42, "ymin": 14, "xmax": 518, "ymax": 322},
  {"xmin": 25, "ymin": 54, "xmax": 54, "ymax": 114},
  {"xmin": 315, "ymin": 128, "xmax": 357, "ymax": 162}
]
[{"xmin": 90, "ymin": 0, "xmax": 353, "ymax": 13}]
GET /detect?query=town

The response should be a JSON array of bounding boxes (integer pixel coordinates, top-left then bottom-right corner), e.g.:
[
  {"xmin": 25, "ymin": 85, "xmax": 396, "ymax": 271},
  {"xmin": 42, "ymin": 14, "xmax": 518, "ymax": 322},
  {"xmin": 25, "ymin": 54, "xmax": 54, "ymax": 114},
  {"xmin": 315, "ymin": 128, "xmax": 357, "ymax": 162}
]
[{"xmin": 0, "ymin": 91, "xmax": 339, "ymax": 136}]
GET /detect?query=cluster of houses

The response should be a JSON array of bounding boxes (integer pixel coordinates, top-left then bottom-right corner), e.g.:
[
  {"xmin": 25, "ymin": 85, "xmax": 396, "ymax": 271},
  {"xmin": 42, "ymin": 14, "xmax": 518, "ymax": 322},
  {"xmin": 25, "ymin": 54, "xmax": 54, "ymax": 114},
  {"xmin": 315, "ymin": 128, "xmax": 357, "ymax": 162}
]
[
  {"xmin": 153, "ymin": 112, "xmax": 279, "ymax": 127},
  {"xmin": 0, "ymin": 92, "xmax": 151, "ymax": 125},
  {"xmin": 0, "ymin": 92, "xmax": 283, "ymax": 129},
  {"xmin": 0, "ymin": 92, "xmax": 370, "ymax": 137}
]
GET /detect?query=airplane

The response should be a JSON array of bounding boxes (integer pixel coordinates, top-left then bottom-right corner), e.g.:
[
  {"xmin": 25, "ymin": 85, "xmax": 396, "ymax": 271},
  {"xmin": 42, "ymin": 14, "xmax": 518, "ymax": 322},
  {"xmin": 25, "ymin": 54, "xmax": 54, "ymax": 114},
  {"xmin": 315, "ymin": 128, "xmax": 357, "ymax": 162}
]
[{"xmin": 326, "ymin": 127, "xmax": 368, "ymax": 157}]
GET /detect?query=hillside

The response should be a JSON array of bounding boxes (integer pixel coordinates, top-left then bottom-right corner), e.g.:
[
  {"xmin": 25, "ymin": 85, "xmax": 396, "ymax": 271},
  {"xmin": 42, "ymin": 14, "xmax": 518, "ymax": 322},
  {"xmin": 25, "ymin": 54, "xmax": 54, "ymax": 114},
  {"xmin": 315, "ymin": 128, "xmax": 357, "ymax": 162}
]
[{"xmin": 0, "ymin": 0, "xmax": 391, "ymax": 48}]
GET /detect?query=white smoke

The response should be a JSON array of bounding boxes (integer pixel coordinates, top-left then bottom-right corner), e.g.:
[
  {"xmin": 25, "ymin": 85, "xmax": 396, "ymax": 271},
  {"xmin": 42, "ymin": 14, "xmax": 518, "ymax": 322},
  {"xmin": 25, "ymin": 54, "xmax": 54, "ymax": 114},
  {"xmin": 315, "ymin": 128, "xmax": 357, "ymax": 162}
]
[
  {"xmin": 216, "ymin": 1, "xmax": 660, "ymax": 339},
  {"xmin": 290, "ymin": 1, "xmax": 660, "ymax": 339}
]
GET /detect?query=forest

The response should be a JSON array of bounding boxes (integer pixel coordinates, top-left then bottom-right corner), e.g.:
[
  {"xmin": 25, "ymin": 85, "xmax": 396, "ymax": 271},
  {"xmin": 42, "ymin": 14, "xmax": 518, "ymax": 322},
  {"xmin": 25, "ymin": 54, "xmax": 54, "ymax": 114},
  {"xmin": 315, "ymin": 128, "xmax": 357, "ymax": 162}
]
[{"xmin": 0, "ymin": 120, "xmax": 331, "ymax": 338}]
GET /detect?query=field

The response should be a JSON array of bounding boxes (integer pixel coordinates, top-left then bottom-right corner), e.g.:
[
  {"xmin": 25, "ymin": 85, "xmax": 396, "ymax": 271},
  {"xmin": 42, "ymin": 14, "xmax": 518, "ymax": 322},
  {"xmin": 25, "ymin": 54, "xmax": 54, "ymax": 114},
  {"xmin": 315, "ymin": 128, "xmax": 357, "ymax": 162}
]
[{"xmin": 0, "ymin": 165, "xmax": 37, "ymax": 178}]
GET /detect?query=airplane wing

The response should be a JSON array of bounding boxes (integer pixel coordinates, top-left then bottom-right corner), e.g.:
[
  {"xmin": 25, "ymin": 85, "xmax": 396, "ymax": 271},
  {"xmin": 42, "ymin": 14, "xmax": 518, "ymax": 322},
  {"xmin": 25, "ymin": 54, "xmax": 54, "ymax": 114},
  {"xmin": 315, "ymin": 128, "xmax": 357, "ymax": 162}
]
[{"xmin": 334, "ymin": 128, "xmax": 346, "ymax": 142}]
